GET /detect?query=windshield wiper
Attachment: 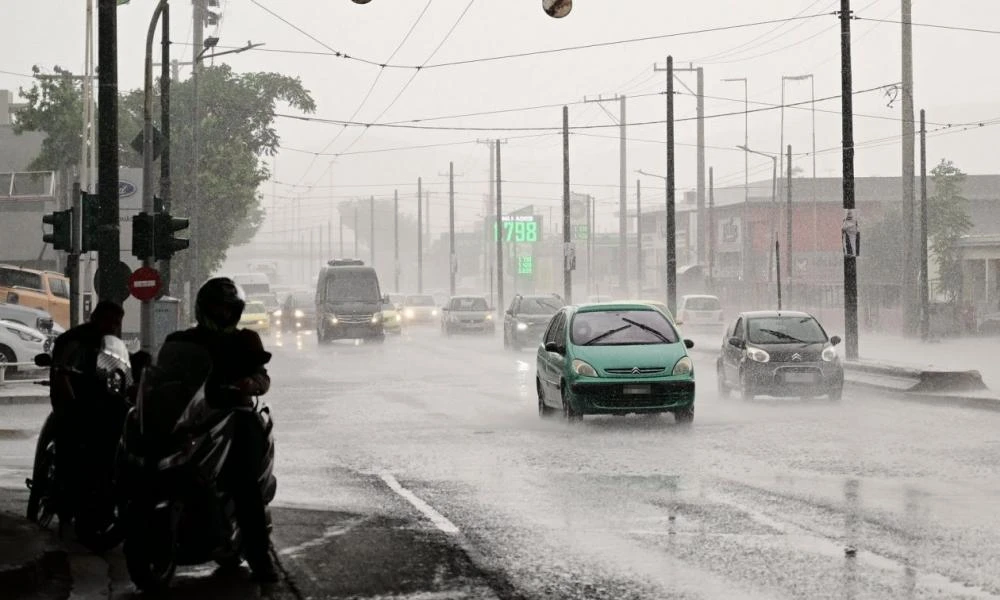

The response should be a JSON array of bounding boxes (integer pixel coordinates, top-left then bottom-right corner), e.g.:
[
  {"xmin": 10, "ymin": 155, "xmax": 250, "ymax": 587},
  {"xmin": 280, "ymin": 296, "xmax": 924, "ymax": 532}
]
[
  {"xmin": 583, "ymin": 324, "xmax": 632, "ymax": 345},
  {"xmin": 759, "ymin": 328, "xmax": 808, "ymax": 343},
  {"xmin": 621, "ymin": 318, "xmax": 672, "ymax": 343}
]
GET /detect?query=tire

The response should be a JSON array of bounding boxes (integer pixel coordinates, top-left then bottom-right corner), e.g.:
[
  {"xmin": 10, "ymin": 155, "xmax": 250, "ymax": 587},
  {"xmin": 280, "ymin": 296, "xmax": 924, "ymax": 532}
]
[
  {"xmin": 674, "ymin": 406, "xmax": 694, "ymax": 425},
  {"xmin": 716, "ymin": 361, "xmax": 730, "ymax": 399},
  {"xmin": 124, "ymin": 508, "xmax": 178, "ymax": 591},
  {"xmin": 828, "ymin": 386, "xmax": 843, "ymax": 402},
  {"xmin": 26, "ymin": 416, "xmax": 57, "ymax": 527},
  {"xmin": 740, "ymin": 371, "xmax": 754, "ymax": 402},
  {"xmin": 0, "ymin": 344, "xmax": 16, "ymax": 375},
  {"xmin": 561, "ymin": 386, "xmax": 582, "ymax": 423},
  {"xmin": 537, "ymin": 379, "xmax": 555, "ymax": 418}
]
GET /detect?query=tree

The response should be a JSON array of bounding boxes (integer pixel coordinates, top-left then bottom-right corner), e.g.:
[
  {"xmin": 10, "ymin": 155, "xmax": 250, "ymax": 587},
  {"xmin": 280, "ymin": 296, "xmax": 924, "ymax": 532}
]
[
  {"xmin": 928, "ymin": 159, "xmax": 972, "ymax": 303},
  {"xmin": 15, "ymin": 64, "xmax": 315, "ymax": 287}
]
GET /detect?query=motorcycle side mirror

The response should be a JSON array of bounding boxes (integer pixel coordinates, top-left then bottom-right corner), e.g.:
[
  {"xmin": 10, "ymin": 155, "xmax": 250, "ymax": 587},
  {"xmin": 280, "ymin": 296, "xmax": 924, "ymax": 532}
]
[{"xmin": 34, "ymin": 353, "xmax": 52, "ymax": 368}]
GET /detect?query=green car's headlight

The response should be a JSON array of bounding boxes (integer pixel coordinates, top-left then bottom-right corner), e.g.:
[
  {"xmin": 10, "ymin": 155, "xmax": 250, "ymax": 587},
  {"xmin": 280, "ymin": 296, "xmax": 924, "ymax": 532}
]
[
  {"xmin": 672, "ymin": 356, "xmax": 693, "ymax": 376},
  {"xmin": 572, "ymin": 359, "xmax": 597, "ymax": 377}
]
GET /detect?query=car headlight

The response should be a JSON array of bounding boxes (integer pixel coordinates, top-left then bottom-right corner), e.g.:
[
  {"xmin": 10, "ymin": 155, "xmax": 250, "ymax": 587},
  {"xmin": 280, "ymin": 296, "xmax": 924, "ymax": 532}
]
[
  {"xmin": 371, "ymin": 313, "xmax": 382, "ymax": 323},
  {"xmin": 328, "ymin": 316, "xmax": 339, "ymax": 324},
  {"xmin": 672, "ymin": 356, "xmax": 693, "ymax": 376},
  {"xmin": 572, "ymin": 359, "xmax": 597, "ymax": 377},
  {"xmin": 274, "ymin": 309, "xmax": 283, "ymax": 317},
  {"xmin": 404, "ymin": 308, "xmax": 415, "ymax": 318},
  {"xmin": 485, "ymin": 314, "xmax": 493, "ymax": 320},
  {"xmin": 516, "ymin": 322, "xmax": 528, "ymax": 331},
  {"xmin": 822, "ymin": 346, "xmax": 838, "ymax": 362},
  {"xmin": 746, "ymin": 347, "xmax": 770, "ymax": 363},
  {"xmin": 294, "ymin": 309, "xmax": 305, "ymax": 318},
  {"xmin": 395, "ymin": 314, "xmax": 402, "ymax": 322},
  {"xmin": 432, "ymin": 309, "xmax": 439, "ymax": 317},
  {"xmin": 6, "ymin": 327, "xmax": 43, "ymax": 343}
]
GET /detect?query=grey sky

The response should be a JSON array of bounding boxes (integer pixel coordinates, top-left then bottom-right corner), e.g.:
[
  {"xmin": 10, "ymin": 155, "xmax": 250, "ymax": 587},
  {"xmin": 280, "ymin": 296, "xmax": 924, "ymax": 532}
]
[{"xmin": 3, "ymin": 1, "xmax": 1000, "ymax": 236}]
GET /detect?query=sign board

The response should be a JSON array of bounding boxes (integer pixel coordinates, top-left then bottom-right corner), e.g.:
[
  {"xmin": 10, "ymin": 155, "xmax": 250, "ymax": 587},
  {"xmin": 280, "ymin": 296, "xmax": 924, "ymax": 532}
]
[
  {"xmin": 518, "ymin": 255, "xmax": 534, "ymax": 275},
  {"xmin": 842, "ymin": 210, "xmax": 861, "ymax": 257},
  {"xmin": 93, "ymin": 261, "xmax": 133, "ymax": 305},
  {"xmin": 128, "ymin": 266, "xmax": 162, "ymax": 302},
  {"xmin": 492, "ymin": 214, "xmax": 543, "ymax": 244}
]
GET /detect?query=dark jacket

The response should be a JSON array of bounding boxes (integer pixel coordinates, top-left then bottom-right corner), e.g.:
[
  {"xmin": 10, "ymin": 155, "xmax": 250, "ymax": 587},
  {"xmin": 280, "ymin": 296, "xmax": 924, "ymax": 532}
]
[{"xmin": 163, "ymin": 327, "xmax": 271, "ymax": 407}]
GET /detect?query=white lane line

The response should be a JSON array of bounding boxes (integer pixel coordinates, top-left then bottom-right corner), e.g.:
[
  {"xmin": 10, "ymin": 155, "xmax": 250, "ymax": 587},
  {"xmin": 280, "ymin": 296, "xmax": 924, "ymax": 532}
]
[
  {"xmin": 379, "ymin": 472, "xmax": 460, "ymax": 535},
  {"xmin": 278, "ymin": 517, "xmax": 365, "ymax": 556}
]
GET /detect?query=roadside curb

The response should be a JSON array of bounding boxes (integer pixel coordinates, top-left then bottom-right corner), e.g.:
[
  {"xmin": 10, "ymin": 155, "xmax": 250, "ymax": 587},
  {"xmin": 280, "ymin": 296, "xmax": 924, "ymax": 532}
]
[
  {"xmin": 0, "ymin": 394, "xmax": 49, "ymax": 406},
  {"xmin": 0, "ymin": 512, "xmax": 71, "ymax": 598},
  {"xmin": 844, "ymin": 377, "xmax": 1000, "ymax": 412}
]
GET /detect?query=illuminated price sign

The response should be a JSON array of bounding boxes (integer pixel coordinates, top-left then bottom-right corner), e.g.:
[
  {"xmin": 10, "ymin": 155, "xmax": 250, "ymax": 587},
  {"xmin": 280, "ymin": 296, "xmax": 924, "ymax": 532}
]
[{"xmin": 492, "ymin": 215, "xmax": 542, "ymax": 243}]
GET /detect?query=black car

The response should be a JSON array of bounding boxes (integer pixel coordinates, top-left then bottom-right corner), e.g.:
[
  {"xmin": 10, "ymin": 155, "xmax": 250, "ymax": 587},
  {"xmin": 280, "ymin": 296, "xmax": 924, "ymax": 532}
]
[
  {"xmin": 280, "ymin": 290, "xmax": 317, "ymax": 333},
  {"xmin": 717, "ymin": 310, "xmax": 844, "ymax": 401},
  {"xmin": 503, "ymin": 294, "xmax": 564, "ymax": 350}
]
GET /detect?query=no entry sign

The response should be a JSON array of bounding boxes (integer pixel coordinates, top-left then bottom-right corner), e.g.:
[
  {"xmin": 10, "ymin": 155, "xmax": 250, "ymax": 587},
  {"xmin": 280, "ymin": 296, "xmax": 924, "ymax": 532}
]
[{"xmin": 128, "ymin": 266, "xmax": 162, "ymax": 302}]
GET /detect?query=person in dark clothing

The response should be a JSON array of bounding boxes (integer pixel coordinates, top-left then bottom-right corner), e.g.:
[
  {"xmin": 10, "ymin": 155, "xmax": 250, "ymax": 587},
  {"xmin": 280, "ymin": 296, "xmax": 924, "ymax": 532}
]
[
  {"xmin": 49, "ymin": 301, "xmax": 126, "ymax": 529},
  {"xmin": 164, "ymin": 277, "xmax": 277, "ymax": 582}
]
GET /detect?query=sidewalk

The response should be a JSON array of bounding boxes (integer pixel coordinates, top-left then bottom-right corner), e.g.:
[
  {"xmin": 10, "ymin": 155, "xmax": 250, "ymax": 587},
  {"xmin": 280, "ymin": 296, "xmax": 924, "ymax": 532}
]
[
  {"xmin": 0, "ymin": 383, "xmax": 48, "ymax": 405},
  {"xmin": 858, "ymin": 333, "xmax": 999, "ymax": 391},
  {"xmin": 0, "ymin": 510, "xmax": 70, "ymax": 598}
]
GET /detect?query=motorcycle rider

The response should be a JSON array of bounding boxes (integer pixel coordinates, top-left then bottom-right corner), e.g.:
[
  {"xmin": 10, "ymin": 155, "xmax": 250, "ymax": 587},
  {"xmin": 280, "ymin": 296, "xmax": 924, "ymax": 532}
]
[
  {"xmin": 49, "ymin": 300, "xmax": 126, "ymax": 530},
  {"xmin": 164, "ymin": 277, "xmax": 277, "ymax": 582}
]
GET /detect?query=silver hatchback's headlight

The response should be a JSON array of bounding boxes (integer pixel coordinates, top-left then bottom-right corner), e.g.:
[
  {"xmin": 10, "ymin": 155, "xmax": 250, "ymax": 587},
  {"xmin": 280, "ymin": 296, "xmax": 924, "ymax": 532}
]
[{"xmin": 822, "ymin": 346, "xmax": 838, "ymax": 362}]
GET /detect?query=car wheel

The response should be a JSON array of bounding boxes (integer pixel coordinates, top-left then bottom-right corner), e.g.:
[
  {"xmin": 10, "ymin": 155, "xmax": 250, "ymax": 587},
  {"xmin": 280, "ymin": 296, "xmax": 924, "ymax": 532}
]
[
  {"xmin": 829, "ymin": 386, "xmax": 843, "ymax": 402},
  {"xmin": 561, "ymin": 386, "xmax": 582, "ymax": 423},
  {"xmin": 537, "ymin": 379, "xmax": 555, "ymax": 418},
  {"xmin": 716, "ymin": 361, "xmax": 729, "ymax": 399},
  {"xmin": 674, "ymin": 406, "xmax": 694, "ymax": 425},
  {"xmin": 0, "ymin": 344, "xmax": 16, "ymax": 375},
  {"xmin": 740, "ymin": 370, "xmax": 754, "ymax": 402}
]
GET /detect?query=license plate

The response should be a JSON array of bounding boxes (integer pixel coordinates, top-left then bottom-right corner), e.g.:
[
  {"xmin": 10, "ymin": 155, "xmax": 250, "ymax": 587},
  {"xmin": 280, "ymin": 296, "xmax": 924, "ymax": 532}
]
[
  {"xmin": 784, "ymin": 372, "xmax": 817, "ymax": 384},
  {"xmin": 623, "ymin": 384, "xmax": 651, "ymax": 395}
]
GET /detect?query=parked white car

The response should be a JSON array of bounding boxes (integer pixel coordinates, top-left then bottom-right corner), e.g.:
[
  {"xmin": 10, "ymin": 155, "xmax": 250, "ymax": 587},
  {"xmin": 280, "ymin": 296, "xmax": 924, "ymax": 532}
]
[
  {"xmin": 676, "ymin": 294, "xmax": 725, "ymax": 328},
  {"xmin": 0, "ymin": 319, "xmax": 49, "ymax": 373}
]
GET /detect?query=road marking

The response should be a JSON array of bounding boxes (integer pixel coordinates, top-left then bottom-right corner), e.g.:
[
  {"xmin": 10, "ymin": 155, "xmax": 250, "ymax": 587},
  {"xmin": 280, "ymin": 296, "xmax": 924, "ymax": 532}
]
[
  {"xmin": 278, "ymin": 517, "xmax": 365, "ymax": 556},
  {"xmin": 379, "ymin": 472, "xmax": 459, "ymax": 535}
]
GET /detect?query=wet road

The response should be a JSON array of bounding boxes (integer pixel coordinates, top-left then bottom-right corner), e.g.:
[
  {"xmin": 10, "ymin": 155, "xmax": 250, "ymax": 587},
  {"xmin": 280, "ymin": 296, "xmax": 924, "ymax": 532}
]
[{"xmin": 3, "ymin": 325, "xmax": 1000, "ymax": 598}]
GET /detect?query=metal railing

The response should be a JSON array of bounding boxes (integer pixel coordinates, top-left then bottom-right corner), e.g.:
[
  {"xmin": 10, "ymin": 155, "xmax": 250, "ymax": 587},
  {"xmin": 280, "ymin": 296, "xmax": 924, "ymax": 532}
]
[{"xmin": 0, "ymin": 362, "xmax": 48, "ymax": 386}]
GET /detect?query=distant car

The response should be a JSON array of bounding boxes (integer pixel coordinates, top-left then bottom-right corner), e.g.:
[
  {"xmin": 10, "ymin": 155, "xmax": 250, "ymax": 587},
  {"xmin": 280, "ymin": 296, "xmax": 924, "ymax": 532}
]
[
  {"xmin": 535, "ymin": 303, "xmax": 695, "ymax": 423},
  {"xmin": 239, "ymin": 301, "xmax": 271, "ymax": 334},
  {"xmin": 402, "ymin": 294, "xmax": 439, "ymax": 324},
  {"xmin": 503, "ymin": 294, "xmax": 565, "ymax": 350},
  {"xmin": 676, "ymin": 294, "xmax": 724, "ymax": 327},
  {"xmin": 717, "ymin": 310, "xmax": 844, "ymax": 402},
  {"xmin": 279, "ymin": 290, "xmax": 317, "ymax": 333},
  {"xmin": 0, "ymin": 302, "xmax": 56, "ymax": 338},
  {"xmin": 442, "ymin": 295, "xmax": 494, "ymax": 335},
  {"xmin": 381, "ymin": 300, "xmax": 403, "ymax": 335},
  {"xmin": 979, "ymin": 312, "xmax": 1000, "ymax": 335},
  {"xmin": 629, "ymin": 299, "xmax": 676, "ymax": 324},
  {"xmin": 249, "ymin": 292, "xmax": 280, "ymax": 321},
  {"xmin": 0, "ymin": 319, "xmax": 49, "ymax": 373}
]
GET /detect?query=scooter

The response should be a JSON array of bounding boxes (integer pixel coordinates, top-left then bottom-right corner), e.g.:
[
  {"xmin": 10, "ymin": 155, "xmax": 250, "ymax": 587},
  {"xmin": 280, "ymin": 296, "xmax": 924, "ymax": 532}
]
[{"xmin": 118, "ymin": 339, "xmax": 276, "ymax": 591}]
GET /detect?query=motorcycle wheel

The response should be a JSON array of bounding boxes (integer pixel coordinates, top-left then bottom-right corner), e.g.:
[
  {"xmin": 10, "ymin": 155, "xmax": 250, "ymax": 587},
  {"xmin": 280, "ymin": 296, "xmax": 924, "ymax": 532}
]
[
  {"xmin": 124, "ymin": 508, "xmax": 178, "ymax": 591},
  {"xmin": 26, "ymin": 418, "xmax": 57, "ymax": 527}
]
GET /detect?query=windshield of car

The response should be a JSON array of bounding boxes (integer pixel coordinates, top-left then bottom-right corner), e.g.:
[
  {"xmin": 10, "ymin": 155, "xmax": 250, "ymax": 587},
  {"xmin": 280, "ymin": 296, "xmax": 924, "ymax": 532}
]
[
  {"xmin": 325, "ymin": 273, "xmax": 379, "ymax": 303},
  {"xmin": 244, "ymin": 301, "xmax": 266, "ymax": 314},
  {"xmin": 250, "ymin": 294, "xmax": 279, "ymax": 311},
  {"xmin": 519, "ymin": 297, "xmax": 563, "ymax": 315},
  {"xmin": 685, "ymin": 296, "xmax": 721, "ymax": 311},
  {"xmin": 406, "ymin": 295, "xmax": 436, "ymax": 306},
  {"xmin": 451, "ymin": 297, "xmax": 488, "ymax": 311},
  {"xmin": 0, "ymin": 268, "xmax": 43, "ymax": 291},
  {"xmin": 747, "ymin": 317, "xmax": 827, "ymax": 344},
  {"xmin": 571, "ymin": 310, "xmax": 679, "ymax": 346}
]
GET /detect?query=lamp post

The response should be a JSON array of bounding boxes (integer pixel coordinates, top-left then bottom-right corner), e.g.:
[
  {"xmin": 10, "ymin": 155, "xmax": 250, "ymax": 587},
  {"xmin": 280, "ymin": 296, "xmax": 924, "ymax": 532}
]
[
  {"xmin": 781, "ymin": 74, "xmax": 817, "ymax": 256},
  {"xmin": 737, "ymin": 145, "xmax": 779, "ymax": 295},
  {"xmin": 722, "ymin": 77, "xmax": 749, "ymax": 281}
]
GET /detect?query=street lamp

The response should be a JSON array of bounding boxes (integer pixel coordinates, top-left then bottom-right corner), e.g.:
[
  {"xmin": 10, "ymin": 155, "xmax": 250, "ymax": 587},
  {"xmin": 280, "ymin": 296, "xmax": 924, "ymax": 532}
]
[
  {"xmin": 736, "ymin": 145, "xmax": 780, "ymax": 302},
  {"xmin": 781, "ymin": 74, "xmax": 818, "ymax": 257},
  {"xmin": 722, "ymin": 77, "xmax": 749, "ymax": 281}
]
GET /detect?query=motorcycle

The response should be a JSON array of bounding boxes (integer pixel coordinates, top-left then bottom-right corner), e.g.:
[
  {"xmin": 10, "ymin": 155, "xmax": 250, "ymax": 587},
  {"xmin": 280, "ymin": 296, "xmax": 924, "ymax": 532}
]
[
  {"xmin": 25, "ymin": 335, "xmax": 135, "ymax": 552},
  {"xmin": 118, "ymin": 340, "xmax": 276, "ymax": 591}
]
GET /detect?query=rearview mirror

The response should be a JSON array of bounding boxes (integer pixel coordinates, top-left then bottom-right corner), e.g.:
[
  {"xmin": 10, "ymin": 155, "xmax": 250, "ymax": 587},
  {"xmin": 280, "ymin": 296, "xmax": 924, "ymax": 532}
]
[
  {"xmin": 544, "ymin": 341, "xmax": 563, "ymax": 354},
  {"xmin": 684, "ymin": 339, "xmax": 694, "ymax": 349},
  {"xmin": 728, "ymin": 336, "xmax": 745, "ymax": 349},
  {"xmin": 830, "ymin": 335, "xmax": 842, "ymax": 346},
  {"xmin": 542, "ymin": 0, "xmax": 572, "ymax": 18},
  {"xmin": 34, "ymin": 353, "xmax": 52, "ymax": 368}
]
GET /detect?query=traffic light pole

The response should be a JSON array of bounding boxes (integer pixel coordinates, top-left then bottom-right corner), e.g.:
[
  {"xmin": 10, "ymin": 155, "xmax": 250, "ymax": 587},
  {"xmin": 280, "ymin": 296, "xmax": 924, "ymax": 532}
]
[
  {"xmin": 159, "ymin": 1, "xmax": 172, "ymax": 294},
  {"xmin": 97, "ymin": 0, "xmax": 121, "ymax": 304},
  {"xmin": 70, "ymin": 182, "xmax": 82, "ymax": 327}
]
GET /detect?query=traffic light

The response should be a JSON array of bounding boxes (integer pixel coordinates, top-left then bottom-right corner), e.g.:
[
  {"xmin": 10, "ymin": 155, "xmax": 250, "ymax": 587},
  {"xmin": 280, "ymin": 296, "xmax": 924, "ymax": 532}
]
[
  {"xmin": 131, "ymin": 212, "xmax": 155, "ymax": 260},
  {"xmin": 153, "ymin": 213, "xmax": 190, "ymax": 260},
  {"xmin": 81, "ymin": 192, "xmax": 101, "ymax": 253},
  {"xmin": 42, "ymin": 209, "xmax": 72, "ymax": 251}
]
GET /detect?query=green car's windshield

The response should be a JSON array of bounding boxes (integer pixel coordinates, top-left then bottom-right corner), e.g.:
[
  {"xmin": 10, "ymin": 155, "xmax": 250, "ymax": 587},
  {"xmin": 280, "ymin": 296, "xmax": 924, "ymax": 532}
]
[
  {"xmin": 572, "ymin": 310, "xmax": 679, "ymax": 346},
  {"xmin": 747, "ymin": 317, "xmax": 827, "ymax": 344}
]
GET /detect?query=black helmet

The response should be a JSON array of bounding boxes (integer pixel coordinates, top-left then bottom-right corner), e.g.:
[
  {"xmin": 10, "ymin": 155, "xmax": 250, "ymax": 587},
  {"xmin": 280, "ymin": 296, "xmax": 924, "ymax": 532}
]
[{"xmin": 195, "ymin": 277, "xmax": 246, "ymax": 332}]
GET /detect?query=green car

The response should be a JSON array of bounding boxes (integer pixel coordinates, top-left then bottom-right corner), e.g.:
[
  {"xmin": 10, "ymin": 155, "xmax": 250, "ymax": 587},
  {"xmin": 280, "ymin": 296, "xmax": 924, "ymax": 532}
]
[{"xmin": 536, "ymin": 303, "xmax": 696, "ymax": 424}]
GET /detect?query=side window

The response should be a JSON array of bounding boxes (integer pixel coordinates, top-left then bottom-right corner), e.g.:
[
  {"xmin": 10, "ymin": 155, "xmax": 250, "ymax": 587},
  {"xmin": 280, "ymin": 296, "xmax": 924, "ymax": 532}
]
[
  {"xmin": 48, "ymin": 277, "xmax": 69, "ymax": 299},
  {"xmin": 553, "ymin": 312, "xmax": 567, "ymax": 344},
  {"xmin": 509, "ymin": 297, "xmax": 519, "ymax": 315},
  {"xmin": 543, "ymin": 312, "xmax": 560, "ymax": 345},
  {"xmin": 733, "ymin": 317, "xmax": 745, "ymax": 339}
]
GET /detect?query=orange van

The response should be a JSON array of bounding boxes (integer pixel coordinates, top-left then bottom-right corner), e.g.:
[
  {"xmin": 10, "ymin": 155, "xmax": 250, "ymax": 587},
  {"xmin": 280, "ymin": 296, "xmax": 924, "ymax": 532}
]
[{"xmin": 0, "ymin": 264, "xmax": 70, "ymax": 329}]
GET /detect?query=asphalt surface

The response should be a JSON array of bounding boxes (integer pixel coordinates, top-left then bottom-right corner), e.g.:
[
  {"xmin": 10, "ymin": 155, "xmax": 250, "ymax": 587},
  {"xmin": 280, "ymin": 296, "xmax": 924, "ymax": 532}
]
[{"xmin": 2, "ymin": 324, "xmax": 1000, "ymax": 599}]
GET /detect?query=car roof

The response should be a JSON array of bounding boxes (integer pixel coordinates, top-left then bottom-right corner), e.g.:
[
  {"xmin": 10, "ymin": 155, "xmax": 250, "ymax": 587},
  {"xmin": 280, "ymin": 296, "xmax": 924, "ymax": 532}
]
[
  {"xmin": 0, "ymin": 302, "xmax": 49, "ymax": 317},
  {"xmin": 575, "ymin": 302, "xmax": 657, "ymax": 313},
  {"xmin": 738, "ymin": 310, "xmax": 815, "ymax": 319},
  {"xmin": 682, "ymin": 294, "xmax": 719, "ymax": 300}
]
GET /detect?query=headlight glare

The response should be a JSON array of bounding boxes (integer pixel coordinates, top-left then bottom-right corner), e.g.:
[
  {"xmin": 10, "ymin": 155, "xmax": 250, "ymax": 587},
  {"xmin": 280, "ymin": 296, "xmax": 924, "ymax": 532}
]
[
  {"xmin": 485, "ymin": 314, "xmax": 493, "ymax": 320},
  {"xmin": 294, "ymin": 309, "xmax": 305, "ymax": 318},
  {"xmin": 746, "ymin": 347, "xmax": 770, "ymax": 363},
  {"xmin": 371, "ymin": 313, "xmax": 382, "ymax": 323},
  {"xmin": 572, "ymin": 359, "xmax": 598, "ymax": 377},
  {"xmin": 672, "ymin": 356, "xmax": 693, "ymax": 376},
  {"xmin": 328, "ymin": 316, "xmax": 339, "ymax": 324},
  {"xmin": 274, "ymin": 309, "xmax": 283, "ymax": 317},
  {"xmin": 822, "ymin": 346, "xmax": 838, "ymax": 362},
  {"xmin": 516, "ymin": 322, "xmax": 528, "ymax": 331}
]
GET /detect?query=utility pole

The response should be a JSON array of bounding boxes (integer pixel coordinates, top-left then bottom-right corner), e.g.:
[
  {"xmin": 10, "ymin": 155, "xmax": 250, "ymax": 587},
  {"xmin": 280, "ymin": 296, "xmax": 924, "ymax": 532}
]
[
  {"xmin": 97, "ymin": 0, "xmax": 120, "ymax": 303},
  {"xmin": 636, "ymin": 179, "xmax": 643, "ymax": 292},
  {"xmin": 495, "ymin": 141, "xmax": 504, "ymax": 314},
  {"xmin": 919, "ymin": 109, "xmax": 929, "ymax": 341},
  {"xmin": 370, "ymin": 195, "xmax": 375, "ymax": 266},
  {"xmin": 657, "ymin": 62, "xmax": 705, "ymax": 266},
  {"xmin": 191, "ymin": 0, "xmax": 205, "ymax": 289},
  {"xmin": 394, "ymin": 189, "xmax": 400, "ymax": 292},
  {"xmin": 449, "ymin": 162, "xmax": 456, "ymax": 296},
  {"xmin": 708, "ymin": 167, "xmax": 715, "ymax": 291},
  {"xmin": 562, "ymin": 106, "xmax": 573, "ymax": 304},
  {"xmin": 583, "ymin": 95, "xmax": 628, "ymax": 297},
  {"xmin": 901, "ymin": 0, "xmax": 917, "ymax": 336},
  {"xmin": 665, "ymin": 56, "xmax": 677, "ymax": 315},
  {"xmin": 722, "ymin": 77, "xmax": 749, "ymax": 281},
  {"xmin": 339, "ymin": 212, "xmax": 344, "ymax": 257},
  {"xmin": 840, "ymin": 0, "xmax": 859, "ymax": 359},
  {"xmin": 786, "ymin": 145, "xmax": 793, "ymax": 295},
  {"xmin": 417, "ymin": 178, "xmax": 423, "ymax": 293},
  {"xmin": 776, "ymin": 239, "xmax": 782, "ymax": 310},
  {"xmin": 476, "ymin": 139, "xmax": 505, "ymax": 296},
  {"xmin": 587, "ymin": 194, "xmax": 594, "ymax": 296},
  {"xmin": 327, "ymin": 220, "xmax": 332, "ymax": 257},
  {"xmin": 353, "ymin": 203, "xmax": 359, "ymax": 258}
]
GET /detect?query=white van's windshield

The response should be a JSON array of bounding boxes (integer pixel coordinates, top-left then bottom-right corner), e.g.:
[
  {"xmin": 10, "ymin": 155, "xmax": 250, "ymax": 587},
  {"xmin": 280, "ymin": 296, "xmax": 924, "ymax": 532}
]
[{"xmin": 324, "ymin": 271, "xmax": 379, "ymax": 303}]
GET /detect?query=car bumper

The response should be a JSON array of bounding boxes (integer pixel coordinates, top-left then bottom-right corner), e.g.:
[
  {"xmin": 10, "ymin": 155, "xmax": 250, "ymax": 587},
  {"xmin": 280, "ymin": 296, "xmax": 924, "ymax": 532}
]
[
  {"xmin": 744, "ymin": 361, "xmax": 844, "ymax": 395},
  {"xmin": 383, "ymin": 318, "xmax": 403, "ymax": 332},
  {"xmin": 512, "ymin": 325, "xmax": 547, "ymax": 343},
  {"xmin": 448, "ymin": 320, "xmax": 495, "ymax": 333},
  {"xmin": 569, "ymin": 377, "xmax": 695, "ymax": 414},
  {"xmin": 325, "ymin": 322, "xmax": 383, "ymax": 339},
  {"xmin": 241, "ymin": 321, "xmax": 271, "ymax": 333}
]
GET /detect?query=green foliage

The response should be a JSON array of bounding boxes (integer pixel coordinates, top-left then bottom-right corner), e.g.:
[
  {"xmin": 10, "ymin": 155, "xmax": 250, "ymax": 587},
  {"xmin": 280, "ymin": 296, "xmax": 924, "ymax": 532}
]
[
  {"xmin": 15, "ymin": 64, "xmax": 315, "ymax": 287},
  {"xmin": 928, "ymin": 160, "xmax": 973, "ymax": 303}
]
